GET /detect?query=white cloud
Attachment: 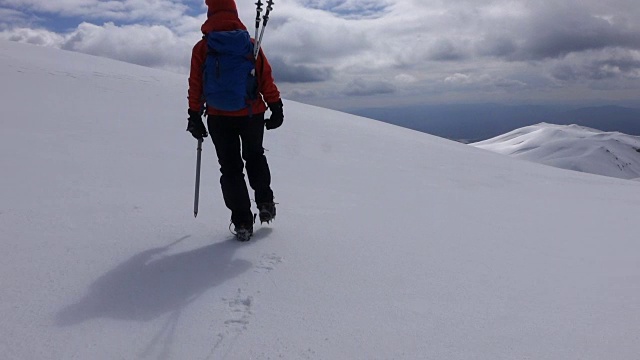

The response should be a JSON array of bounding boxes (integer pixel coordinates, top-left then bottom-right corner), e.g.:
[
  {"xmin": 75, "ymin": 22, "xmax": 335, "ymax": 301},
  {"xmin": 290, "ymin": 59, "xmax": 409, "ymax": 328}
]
[
  {"xmin": 444, "ymin": 73, "xmax": 473, "ymax": 85},
  {"xmin": 444, "ymin": 72, "xmax": 527, "ymax": 90},
  {"xmin": 0, "ymin": 22, "xmax": 196, "ymax": 73},
  {"xmin": 394, "ymin": 74, "xmax": 418, "ymax": 84},
  {"xmin": 63, "ymin": 22, "xmax": 193, "ymax": 71},
  {"xmin": 1, "ymin": 27, "xmax": 64, "ymax": 46}
]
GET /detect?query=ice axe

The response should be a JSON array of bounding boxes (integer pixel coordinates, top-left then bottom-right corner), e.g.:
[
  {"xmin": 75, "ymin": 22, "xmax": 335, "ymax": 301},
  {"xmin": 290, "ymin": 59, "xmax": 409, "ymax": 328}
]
[{"xmin": 194, "ymin": 138, "xmax": 203, "ymax": 217}]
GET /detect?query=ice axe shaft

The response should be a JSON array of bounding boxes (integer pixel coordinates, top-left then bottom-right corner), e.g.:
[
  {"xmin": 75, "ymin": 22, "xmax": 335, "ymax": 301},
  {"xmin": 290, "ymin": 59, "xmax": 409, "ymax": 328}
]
[{"xmin": 194, "ymin": 138, "xmax": 203, "ymax": 217}]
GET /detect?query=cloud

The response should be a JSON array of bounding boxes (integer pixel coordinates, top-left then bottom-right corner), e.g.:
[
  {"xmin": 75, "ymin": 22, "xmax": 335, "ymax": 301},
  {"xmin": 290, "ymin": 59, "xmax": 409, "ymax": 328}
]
[
  {"xmin": 476, "ymin": 35, "xmax": 518, "ymax": 58},
  {"xmin": 394, "ymin": 74, "xmax": 418, "ymax": 84},
  {"xmin": 550, "ymin": 49, "xmax": 640, "ymax": 82},
  {"xmin": 1, "ymin": 27, "xmax": 64, "ymax": 46},
  {"xmin": 0, "ymin": 22, "xmax": 195, "ymax": 72},
  {"xmin": 268, "ymin": 56, "xmax": 333, "ymax": 83},
  {"xmin": 62, "ymin": 22, "xmax": 192, "ymax": 70},
  {"xmin": 1, "ymin": 0, "xmax": 640, "ymax": 107},
  {"xmin": 519, "ymin": 2, "xmax": 640, "ymax": 60},
  {"xmin": 444, "ymin": 73, "xmax": 527, "ymax": 90},
  {"xmin": 343, "ymin": 78, "xmax": 395, "ymax": 96},
  {"xmin": 474, "ymin": 1, "xmax": 640, "ymax": 61},
  {"xmin": 282, "ymin": 88, "xmax": 322, "ymax": 99},
  {"xmin": 428, "ymin": 38, "xmax": 467, "ymax": 61},
  {"xmin": 444, "ymin": 73, "xmax": 474, "ymax": 85},
  {"xmin": 265, "ymin": 10, "xmax": 370, "ymax": 65}
]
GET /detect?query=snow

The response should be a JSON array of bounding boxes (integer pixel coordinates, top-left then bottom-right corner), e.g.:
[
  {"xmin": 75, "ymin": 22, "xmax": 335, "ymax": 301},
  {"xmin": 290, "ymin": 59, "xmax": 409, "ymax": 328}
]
[
  {"xmin": 2, "ymin": 40, "xmax": 640, "ymax": 359},
  {"xmin": 472, "ymin": 123, "xmax": 640, "ymax": 180}
]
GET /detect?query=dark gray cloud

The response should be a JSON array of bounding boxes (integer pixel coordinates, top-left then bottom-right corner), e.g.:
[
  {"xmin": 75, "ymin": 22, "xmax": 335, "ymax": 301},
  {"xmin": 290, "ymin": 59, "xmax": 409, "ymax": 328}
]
[
  {"xmin": 522, "ymin": 5, "xmax": 640, "ymax": 60},
  {"xmin": 476, "ymin": 35, "xmax": 518, "ymax": 58},
  {"xmin": 428, "ymin": 38, "xmax": 467, "ymax": 61},
  {"xmin": 343, "ymin": 78, "xmax": 395, "ymax": 96},
  {"xmin": 269, "ymin": 56, "xmax": 333, "ymax": 83},
  {"xmin": 602, "ymin": 57, "xmax": 640, "ymax": 75},
  {"xmin": 476, "ymin": 2, "xmax": 640, "ymax": 61},
  {"xmin": 551, "ymin": 50, "xmax": 640, "ymax": 82}
]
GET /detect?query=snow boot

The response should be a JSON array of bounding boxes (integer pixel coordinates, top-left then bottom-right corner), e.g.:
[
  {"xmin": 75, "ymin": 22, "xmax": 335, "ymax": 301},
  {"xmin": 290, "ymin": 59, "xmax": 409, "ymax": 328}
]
[
  {"xmin": 234, "ymin": 225, "xmax": 253, "ymax": 242},
  {"xmin": 232, "ymin": 213, "xmax": 255, "ymax": 242},
  {"xmin": 258, "ymin": 202, "xmax": 276, "ymax": 224}
]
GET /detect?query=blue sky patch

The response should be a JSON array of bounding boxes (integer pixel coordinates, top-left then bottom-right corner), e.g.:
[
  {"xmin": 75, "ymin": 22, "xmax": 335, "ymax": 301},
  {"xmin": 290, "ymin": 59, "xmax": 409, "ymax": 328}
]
[
  {"xmin": 1, "ymin": 7, "xmax": 134, "ymax": 32},
  {"xmin": 28, "ymin": 11, "xmax": 84, "ymax": 32},
  {"xmin": 301, "ymin": 0, "xmax": 390, "ymax": 19}
]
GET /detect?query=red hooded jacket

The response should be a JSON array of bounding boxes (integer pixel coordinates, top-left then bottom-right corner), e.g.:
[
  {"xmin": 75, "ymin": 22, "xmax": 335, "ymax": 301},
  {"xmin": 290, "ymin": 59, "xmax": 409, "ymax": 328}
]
[{"xmin": 188, "ymin": 0, "xmax": 280, "ymax": 116}]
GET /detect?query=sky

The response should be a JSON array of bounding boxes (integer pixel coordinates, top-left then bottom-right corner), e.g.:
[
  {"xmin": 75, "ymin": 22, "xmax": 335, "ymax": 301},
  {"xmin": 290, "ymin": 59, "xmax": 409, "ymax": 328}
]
[{"xmin": 1, "ymin": 0, "xmax": 640, "ymax": 110}]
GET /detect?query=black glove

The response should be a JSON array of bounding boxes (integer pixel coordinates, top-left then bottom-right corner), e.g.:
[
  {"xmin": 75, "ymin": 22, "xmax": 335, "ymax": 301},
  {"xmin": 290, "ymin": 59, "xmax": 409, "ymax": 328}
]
[
  {"xmin": 186, "ymin": 109, "xmax": 208, "ymax": 139},
  {"xmin": 265, "ymin": 100, "xmax": 284, "ymax": 130}
]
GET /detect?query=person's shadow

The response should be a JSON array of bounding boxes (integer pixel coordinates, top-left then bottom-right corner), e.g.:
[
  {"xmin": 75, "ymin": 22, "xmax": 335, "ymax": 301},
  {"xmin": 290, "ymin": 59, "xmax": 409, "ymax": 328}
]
[{"xmin": 56, "ymin": 235, "xmax": 252, "ymax": 327}]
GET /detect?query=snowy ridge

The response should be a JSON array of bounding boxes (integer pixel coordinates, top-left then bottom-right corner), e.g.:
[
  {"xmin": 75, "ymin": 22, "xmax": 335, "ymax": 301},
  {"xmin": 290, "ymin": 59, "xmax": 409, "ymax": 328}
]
[
  {"xmin": 2, "ymin": 40, "xmax": 640, "ymax": 359},
  {"xmin": 472, "ymin": 123, "xmax": 640, "ymax": 180}
]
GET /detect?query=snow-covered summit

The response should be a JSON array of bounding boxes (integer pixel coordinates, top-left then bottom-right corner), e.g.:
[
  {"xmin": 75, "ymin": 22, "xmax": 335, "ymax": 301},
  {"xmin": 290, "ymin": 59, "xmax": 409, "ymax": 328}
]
[
  {"xmin": 2, "ymin": 40, "xmax": 640, "ymax": 359},
  {"xmin": 472, "ymin": 123, "xmax": 640, "ymax": 180}
]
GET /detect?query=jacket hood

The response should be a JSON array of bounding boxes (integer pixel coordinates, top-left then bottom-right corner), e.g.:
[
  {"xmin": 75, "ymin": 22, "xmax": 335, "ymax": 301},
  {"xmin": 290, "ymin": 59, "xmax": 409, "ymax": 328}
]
[
  {"xmin": 201, "ymin": 0, "xmax": 247, "ymax": 33},
  {"xmin": 206, "ymin": 0, "xmax": 237, "ymax": 14}
]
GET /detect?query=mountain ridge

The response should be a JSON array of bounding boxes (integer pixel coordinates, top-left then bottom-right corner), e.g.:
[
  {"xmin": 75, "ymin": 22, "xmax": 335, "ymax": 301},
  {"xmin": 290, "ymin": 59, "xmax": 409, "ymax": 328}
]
[{"xmin": 472, "ymin": 123, "xmax": 640, "ymax": 180}]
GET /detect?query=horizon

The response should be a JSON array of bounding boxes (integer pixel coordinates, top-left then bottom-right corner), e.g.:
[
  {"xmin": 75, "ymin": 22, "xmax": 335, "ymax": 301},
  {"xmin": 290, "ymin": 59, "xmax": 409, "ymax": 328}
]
[
  {"xmin": 1, "ymin": 0, "xmax": 639, "ymax": 113},
  {"xmin": 345, "ymin": 102, "xmax": 640, "ymax": 143}
]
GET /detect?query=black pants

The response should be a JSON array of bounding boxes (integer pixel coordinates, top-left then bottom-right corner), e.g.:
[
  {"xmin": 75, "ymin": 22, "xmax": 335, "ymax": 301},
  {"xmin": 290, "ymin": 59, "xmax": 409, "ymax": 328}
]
[{"xmin": 207, "ymin": 113, "xmax": 274, "ymax": 225}]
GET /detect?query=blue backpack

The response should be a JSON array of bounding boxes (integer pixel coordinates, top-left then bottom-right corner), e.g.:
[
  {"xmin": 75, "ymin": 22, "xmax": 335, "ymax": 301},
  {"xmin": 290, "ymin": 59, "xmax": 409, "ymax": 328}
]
[{"xmin": 203, "ymin": 30, "xmax": 258, "ymax": 111}]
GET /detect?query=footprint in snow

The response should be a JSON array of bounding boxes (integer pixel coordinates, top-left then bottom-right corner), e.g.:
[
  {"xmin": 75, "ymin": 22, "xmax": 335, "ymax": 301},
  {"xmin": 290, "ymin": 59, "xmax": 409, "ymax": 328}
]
[
  {"xmin": 254, "ymin": 253, "xmax": 283, "ymax": 273},
  {"xmin": 222, "ymin": 288, "xmax": 253, "ymax": 329}
]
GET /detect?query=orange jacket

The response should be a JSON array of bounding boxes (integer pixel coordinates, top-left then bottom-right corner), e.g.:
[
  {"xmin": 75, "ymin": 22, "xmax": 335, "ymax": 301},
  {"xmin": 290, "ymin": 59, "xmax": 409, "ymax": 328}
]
[{"xmin": 188, "ymin": 13, "xmax": 280, "ymax": 117}]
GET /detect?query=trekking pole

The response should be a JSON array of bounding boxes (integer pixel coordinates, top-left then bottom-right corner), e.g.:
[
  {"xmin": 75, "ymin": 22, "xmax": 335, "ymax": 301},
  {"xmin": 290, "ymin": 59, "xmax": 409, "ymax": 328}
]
[
  {"xmin": 254, "ymin": 0, "xmax": 263, "ymax": 46},
  {"xmin": 194, "ymin": 138, "xmax": 203, "ymax": 217},
  {"xmin": 254, "ymin": 0, "xmax": 274, "ymax": 59}
]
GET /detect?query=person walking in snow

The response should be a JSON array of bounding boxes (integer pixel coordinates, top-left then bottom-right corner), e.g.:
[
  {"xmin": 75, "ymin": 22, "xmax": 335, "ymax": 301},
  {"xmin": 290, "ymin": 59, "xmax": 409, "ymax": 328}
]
[{"xmin": 186, "ymin": 0, "xmax": 283, "ymax": 241}]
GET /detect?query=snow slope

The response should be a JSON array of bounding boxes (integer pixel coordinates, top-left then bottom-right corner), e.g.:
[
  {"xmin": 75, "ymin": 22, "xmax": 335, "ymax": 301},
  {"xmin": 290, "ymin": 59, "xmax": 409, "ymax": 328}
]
[
  {"xmin": 472, "ymin": 123, "xmax": 640, "ymax": 180},
  {"xmin": 2, "ymin": 40, "xmax": 640, "ymax": 359}
]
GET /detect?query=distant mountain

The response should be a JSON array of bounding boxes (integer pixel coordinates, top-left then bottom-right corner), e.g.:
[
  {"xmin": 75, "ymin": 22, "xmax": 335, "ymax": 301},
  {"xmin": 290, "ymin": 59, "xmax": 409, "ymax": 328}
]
[
  {"xmin": 472, "ymin": 123, "xmax": 640, "ymax": 180},
  {"xmin": 348, "ymin": 104, "xmax": 640, "ymax": 143}
]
